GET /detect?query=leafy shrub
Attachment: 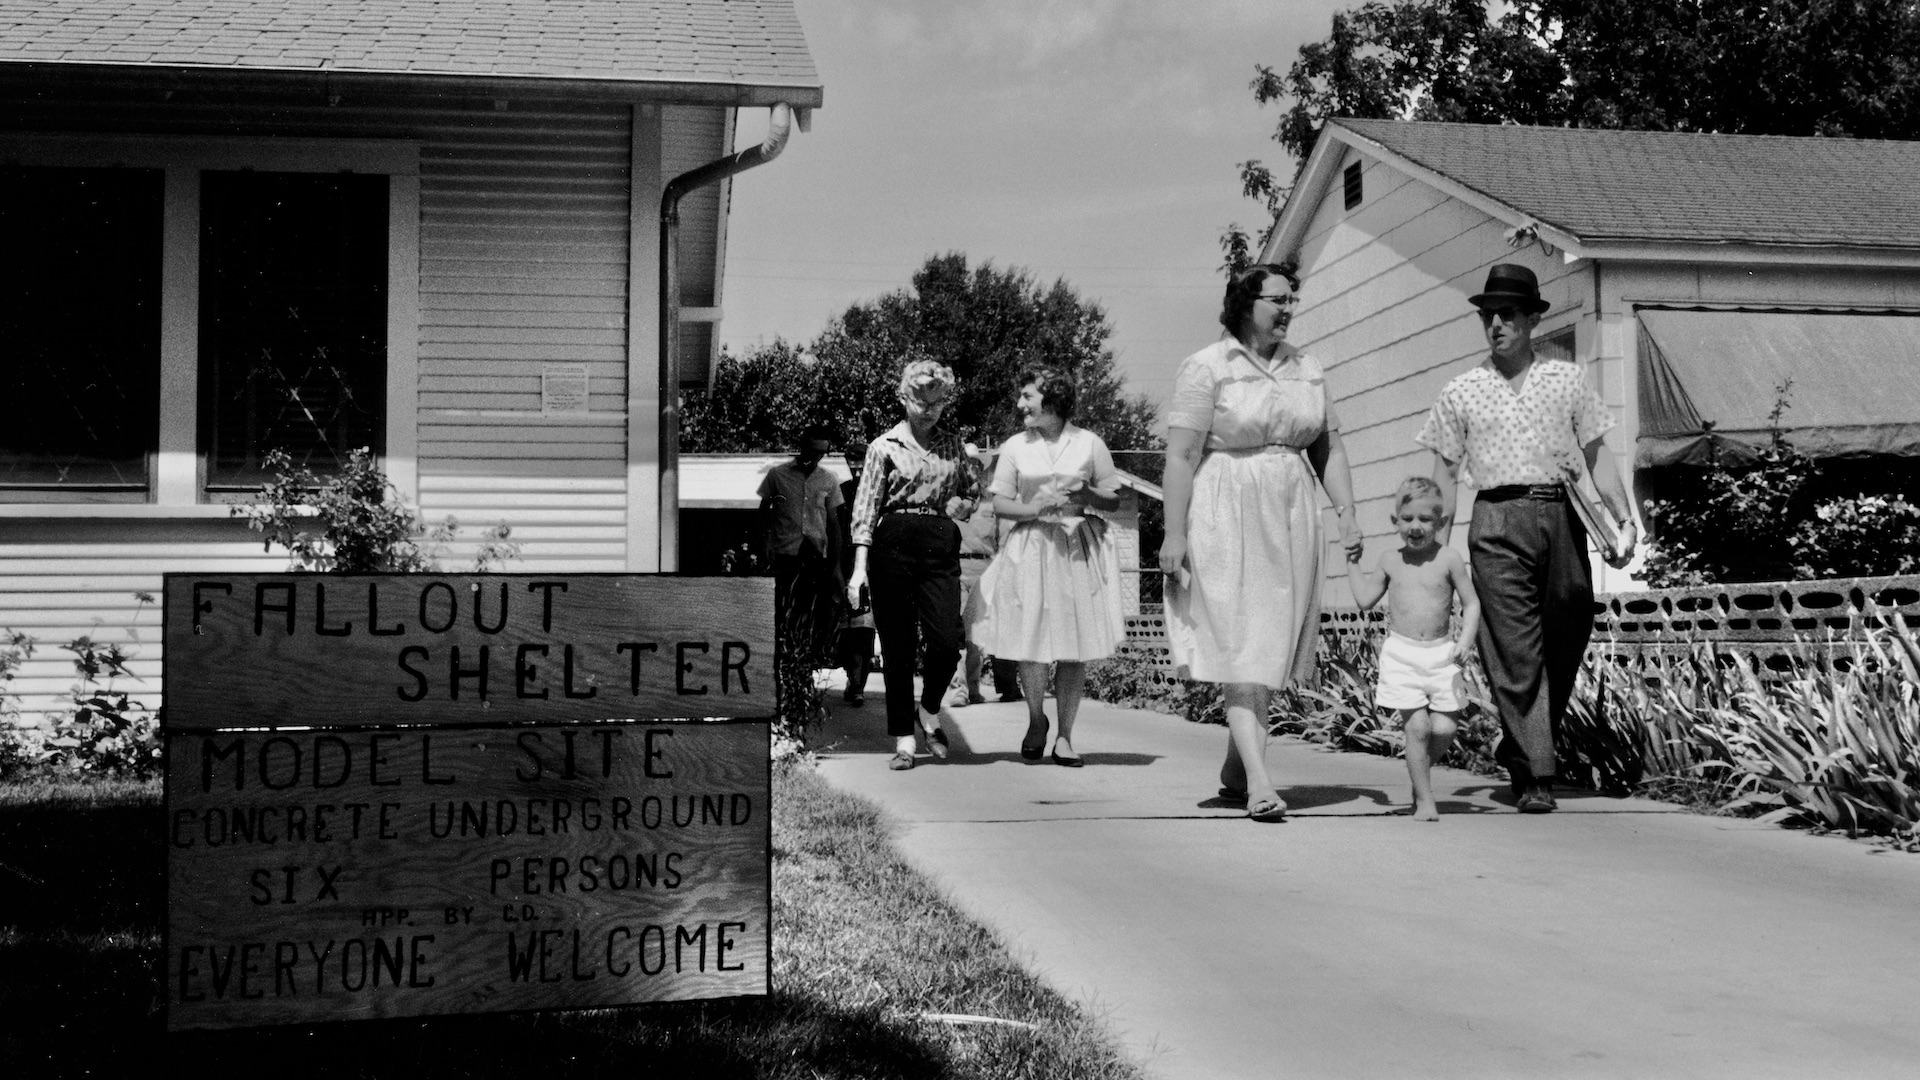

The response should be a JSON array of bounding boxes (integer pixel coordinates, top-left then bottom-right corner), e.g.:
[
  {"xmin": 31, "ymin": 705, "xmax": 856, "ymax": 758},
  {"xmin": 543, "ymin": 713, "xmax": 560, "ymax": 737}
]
[
  {"xmin": 1638, "ymin": 383, "xmax": 1920, "ymax": 585},
  {"xmin": 1790, "ymin": 494, "xmax": 1920, "ymax": 579},
  {"xmin": 0, "ymin": 614, "xmax": 161, "ymax": 782},
  {"xmin": 1637, "ymin": 388, "xmax": 1820, "ymax": 586},
  {"xmin": 233, "ymin": 446, "xmax": 519, "ymax": 572}
]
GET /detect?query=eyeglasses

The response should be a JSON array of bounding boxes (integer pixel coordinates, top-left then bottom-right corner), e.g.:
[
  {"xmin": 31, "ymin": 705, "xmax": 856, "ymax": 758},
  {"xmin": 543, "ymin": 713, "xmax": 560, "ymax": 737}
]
[
  {"xmin": 1255, "ymin": 293, "xmax": 1298, "ymax": 308},
  {"xmin": 1477, "ymin": 307, "xmax": 1524, "ymax": 325}
]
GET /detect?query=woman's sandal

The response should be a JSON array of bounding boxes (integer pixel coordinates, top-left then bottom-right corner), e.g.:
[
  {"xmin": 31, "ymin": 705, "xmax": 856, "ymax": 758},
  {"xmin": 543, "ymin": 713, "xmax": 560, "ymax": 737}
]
[
  {"xmin": 1020, "ymin": 715, "xmax": 1050, "ymax": 761},
  {"xmin": 1247, "ymin": 795, "xmax": 1288, "ymax": 823},
  {"xmin": 888, "ymin": 750, "xmax": 915, "ymax": 771}
]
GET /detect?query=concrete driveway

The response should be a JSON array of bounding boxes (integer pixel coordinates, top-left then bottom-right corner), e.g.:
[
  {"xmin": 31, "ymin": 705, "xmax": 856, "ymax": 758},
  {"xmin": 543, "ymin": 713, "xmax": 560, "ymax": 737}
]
[{"xmin": 813, "ymin": 688, "xmax": 1920, "ymax": 1080}]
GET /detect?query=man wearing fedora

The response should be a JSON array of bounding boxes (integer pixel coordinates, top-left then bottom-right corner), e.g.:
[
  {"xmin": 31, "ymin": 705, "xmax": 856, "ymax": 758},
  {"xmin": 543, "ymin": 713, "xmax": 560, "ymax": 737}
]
[{"xmin": 1416, "ymin": 264, "xmax": 1636, "ymax": 813}]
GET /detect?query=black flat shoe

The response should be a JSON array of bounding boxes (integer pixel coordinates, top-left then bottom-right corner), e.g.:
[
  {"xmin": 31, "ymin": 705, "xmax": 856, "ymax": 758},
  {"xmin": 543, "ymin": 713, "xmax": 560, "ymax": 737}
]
[
  {"xmin": 1020, "ymin": 715, "xmax": 1050, "ymax": 760},
  {"xmin": 1051, "ymin": 750, "xmax": 1083, "ymax": 768}
]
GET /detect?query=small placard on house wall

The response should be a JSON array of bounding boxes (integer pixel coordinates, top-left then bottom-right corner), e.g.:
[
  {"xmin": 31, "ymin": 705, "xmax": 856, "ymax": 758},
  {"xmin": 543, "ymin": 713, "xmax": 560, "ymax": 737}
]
[{"xmin": 542, "ymin": 365, "xmax": 589, "ymax": 416}]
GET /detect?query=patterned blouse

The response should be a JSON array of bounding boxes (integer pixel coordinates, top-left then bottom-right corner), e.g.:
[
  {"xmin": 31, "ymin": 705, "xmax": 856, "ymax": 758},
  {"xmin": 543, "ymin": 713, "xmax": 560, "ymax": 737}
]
[
  {"xmin": 1416, "ymin": 359, "xmax": 1615, "ymax": 488},
  {"xmin": 849, "ymin": 421, "xmax": 982, "ymax": 547}
]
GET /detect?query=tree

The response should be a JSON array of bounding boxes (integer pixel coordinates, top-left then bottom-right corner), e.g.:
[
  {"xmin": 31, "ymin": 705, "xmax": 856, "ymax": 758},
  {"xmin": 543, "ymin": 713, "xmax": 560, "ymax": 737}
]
[
  {"xmin": 1223, "ymin": 0, "xmax": 1920, "ymax": 267},
  {"xmin": 683, "ymin": 253, "xmax": 1162, "ymax": 454}
]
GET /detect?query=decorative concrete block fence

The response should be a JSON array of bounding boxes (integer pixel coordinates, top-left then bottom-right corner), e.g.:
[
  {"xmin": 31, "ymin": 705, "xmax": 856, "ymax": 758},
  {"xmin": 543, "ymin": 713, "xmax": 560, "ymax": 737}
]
[{"xmin": 1120, "ymin": 574, "xmax": 1920, "ymax": 679}]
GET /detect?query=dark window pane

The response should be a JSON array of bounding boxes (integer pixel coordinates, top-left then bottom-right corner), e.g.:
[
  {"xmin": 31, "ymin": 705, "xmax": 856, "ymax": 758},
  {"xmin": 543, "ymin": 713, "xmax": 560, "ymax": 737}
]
[
  {"xmin": 0, "ymin": 166, "xmax": 162, "ymax": 491},
  {"xmin": 200, "ymin": 171, "xmax": 387, "ymax": 489}
]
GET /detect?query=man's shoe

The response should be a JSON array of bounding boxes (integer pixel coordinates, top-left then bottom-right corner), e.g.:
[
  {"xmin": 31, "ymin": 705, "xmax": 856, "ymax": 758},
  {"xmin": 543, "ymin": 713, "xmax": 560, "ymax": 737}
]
[
  {"xmin": 1517, "ymin": 782, "xmax": 1557, "ymax": 813},
  {"xmin": 1505, "ymin": 761, "xmax": 1534, "ymax": 802}
]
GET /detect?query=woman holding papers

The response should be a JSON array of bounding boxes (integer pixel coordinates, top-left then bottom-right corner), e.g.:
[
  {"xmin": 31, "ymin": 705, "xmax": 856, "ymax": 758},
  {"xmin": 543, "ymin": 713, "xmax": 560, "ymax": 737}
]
[{"xmin": 967, "ymin": 366, "xmax": 1125, "ymax": 767}]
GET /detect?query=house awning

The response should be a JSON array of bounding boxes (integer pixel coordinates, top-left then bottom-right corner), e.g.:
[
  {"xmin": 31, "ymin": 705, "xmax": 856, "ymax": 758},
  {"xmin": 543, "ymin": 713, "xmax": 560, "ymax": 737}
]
[
  {"xmin": 679, "ymin": 453, "xmax": 851, "ymax": 510},
  {"xmin": 1636, "ymin": 309, "xmax": 1920, "ymax": 467}
]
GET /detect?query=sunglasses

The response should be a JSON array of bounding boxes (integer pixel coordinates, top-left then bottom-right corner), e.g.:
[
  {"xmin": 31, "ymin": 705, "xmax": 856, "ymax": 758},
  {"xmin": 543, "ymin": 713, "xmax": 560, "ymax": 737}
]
[{"xmin": 1477, "ymin": 306, "xmax": 1525, "ymax": 324}]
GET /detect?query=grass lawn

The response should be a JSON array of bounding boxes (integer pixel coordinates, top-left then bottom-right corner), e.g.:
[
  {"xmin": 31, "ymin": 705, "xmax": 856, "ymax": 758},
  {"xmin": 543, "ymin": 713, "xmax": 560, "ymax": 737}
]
[{"xmin": 0, "ymin": 765, "xmax": 1143, "ymax": 1079}]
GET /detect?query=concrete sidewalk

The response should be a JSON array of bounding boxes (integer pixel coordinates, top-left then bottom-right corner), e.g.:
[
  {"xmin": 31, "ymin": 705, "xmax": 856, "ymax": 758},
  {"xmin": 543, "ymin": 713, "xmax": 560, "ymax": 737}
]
[{"xmin": 813, "ymin": 685, "xmax": 1920, "ymax": 1080}]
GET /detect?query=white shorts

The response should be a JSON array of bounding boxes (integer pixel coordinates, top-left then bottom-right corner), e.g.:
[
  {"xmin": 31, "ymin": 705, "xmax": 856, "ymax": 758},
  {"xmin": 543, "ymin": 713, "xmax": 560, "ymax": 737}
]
[{"xmin": 1374, "ymin": 632, "xmax": 1466, "ymax": 712}]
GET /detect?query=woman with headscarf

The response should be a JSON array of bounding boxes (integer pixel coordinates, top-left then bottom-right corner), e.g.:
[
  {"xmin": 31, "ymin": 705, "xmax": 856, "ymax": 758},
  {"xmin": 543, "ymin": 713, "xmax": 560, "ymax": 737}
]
[
  {"xmin": 967, "ymin": 365, "xmax": 1125, "ymax": 766},
  {"xmin": 1161, "ymin": 263, "xmax": 1364, "ymax": 821},
  {"xmin": 845, "ymin": 359, "xmax": 982, "ymax": 770}
]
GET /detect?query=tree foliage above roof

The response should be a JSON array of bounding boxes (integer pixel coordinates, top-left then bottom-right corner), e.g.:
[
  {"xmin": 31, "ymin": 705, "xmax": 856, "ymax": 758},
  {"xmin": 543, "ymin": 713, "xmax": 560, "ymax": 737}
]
[
  {"xmin": 682, "ymin": 253, "xmax": 1161, "ymax": 455},
  {"xmin": 1223, "ymin": 0, "xmax": 1920, "ymax": 268}
]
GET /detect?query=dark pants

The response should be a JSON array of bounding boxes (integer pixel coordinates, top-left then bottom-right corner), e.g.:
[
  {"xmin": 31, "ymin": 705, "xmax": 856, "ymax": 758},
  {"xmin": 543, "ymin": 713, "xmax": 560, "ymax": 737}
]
[
  {"xmin": 869, "ymin": 514, "xmax": 964, "ymax": 738},
  {"xmin": 772, "ymin": 544, "xmax": 840, "ymax": 666},
  {"xmin": 1468, "ymin": 492, "xmax": 1594, "ymax": 780}
]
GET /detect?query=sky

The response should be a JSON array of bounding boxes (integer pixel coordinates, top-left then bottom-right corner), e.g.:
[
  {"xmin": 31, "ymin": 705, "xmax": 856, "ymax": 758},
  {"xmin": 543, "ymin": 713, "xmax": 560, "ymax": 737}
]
[{"xmin": 720, "ymin": 0, "xmax": 1351, "ymax": 419}]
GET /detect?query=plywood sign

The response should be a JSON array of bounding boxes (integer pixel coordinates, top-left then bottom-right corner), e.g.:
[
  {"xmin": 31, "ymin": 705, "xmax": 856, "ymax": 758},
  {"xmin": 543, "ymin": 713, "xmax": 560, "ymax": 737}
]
[
  {"xmin": 162, "ymin": 575, "xmax": 776, "ymax": 728},
  {"xmin": 166, "ymin": 721, "xmax": 769, "ymax": 1030}
]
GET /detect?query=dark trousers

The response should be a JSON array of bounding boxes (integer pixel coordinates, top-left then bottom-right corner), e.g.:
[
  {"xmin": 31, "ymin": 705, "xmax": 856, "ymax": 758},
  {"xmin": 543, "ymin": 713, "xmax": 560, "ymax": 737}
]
[
  {"xmin": 869, "ymin": 514, "xmax": 964, "ymax": 738},
  {"xmin": 1468, "ymin": 493, "xmax": 1594, "ymax": 780},
  {"xmin": 772, "ymin": 545, "xmax": 839, "ymax": 666}
]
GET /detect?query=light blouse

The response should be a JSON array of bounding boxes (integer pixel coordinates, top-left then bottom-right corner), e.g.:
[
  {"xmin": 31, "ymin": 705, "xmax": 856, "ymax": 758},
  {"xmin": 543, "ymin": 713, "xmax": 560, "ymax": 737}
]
[{"xmin": 1165, "ymin": 337, "xmax": 1339, "ymax": 450}]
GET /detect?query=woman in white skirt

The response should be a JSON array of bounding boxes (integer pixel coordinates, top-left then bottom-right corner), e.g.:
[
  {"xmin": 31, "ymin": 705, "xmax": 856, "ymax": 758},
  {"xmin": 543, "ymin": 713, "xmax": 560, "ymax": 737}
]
[
  {"xmin": 1160, "ymin": 264, "xmax": 1363, "ymax": 820},
  {"xmin": 968, "ymin": 366, "xmax": 1125, "ymax": 766}
]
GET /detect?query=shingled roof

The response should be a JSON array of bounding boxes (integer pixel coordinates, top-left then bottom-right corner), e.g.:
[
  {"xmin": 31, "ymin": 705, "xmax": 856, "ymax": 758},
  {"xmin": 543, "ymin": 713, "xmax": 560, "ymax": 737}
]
[
  {"xmin": 1333, "ymin": 119, "xmax": 1920, "ymax": 250},
  {"xmin": 0, "ymin": 0, "xmax": 820, "ymax": 95}
]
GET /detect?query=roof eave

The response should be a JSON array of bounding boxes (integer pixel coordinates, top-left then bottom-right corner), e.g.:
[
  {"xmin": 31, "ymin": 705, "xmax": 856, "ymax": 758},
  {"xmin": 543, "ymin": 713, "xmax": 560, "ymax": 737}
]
[
  {"xmin": 1573, "ymin": 239, "xmax": 1920, "ymax": 268},
  {"xmin": 1263, "ymin": 119, "xmax": 1582, "ymax": 266},
  {"xmin": 0, "ymin": 59, "xmax": 825, "ymax": 108}
]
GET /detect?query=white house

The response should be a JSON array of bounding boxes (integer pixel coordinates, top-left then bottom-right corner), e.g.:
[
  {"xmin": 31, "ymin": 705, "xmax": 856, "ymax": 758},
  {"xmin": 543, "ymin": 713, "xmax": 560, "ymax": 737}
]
[
  {"xmin": 0, "ymin": 1, "xmax": 821, "ymax": 718},
  {"xmin": 1263, "ymin": 119, "xmax": 1920, "ymax": 600}
]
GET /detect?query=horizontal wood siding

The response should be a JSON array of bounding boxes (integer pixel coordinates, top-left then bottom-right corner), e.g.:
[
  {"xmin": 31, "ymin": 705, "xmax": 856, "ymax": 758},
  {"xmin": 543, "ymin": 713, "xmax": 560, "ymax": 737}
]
[
  {"xmin": 0, "ymin": 90, "xmax": 732, "ymax": 719},
  {"xmin": 1290, "ymin": 148, "xmax": 1600, "ymax": 601},
  {"xmin": 0, "ymin": 518, "xmax": 278, "ymax": 720},
  {"xmin": 412, "ymin": 102, "xmax": 634, "ymax": 573}
]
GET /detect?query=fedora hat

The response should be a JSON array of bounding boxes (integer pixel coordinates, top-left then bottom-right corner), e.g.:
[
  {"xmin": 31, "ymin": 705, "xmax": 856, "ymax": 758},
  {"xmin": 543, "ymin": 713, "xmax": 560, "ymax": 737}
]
[{"xmin": 1469, "ymin": 264, "xmax": 1550, "ymax": 314}]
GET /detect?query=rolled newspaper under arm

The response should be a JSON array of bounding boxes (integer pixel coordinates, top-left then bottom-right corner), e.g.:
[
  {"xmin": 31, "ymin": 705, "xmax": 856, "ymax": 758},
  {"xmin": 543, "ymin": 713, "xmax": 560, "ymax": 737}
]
[{"xmin": 1562, "ymin": 464, "xmax": 1631, "ymax": 569}]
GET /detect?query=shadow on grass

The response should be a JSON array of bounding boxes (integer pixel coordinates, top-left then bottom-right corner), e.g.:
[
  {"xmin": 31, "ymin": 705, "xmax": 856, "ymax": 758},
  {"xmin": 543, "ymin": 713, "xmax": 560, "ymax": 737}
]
[{"xmin": 2, "ymin": 774, "xmax": 1141, "ymax": 1080}]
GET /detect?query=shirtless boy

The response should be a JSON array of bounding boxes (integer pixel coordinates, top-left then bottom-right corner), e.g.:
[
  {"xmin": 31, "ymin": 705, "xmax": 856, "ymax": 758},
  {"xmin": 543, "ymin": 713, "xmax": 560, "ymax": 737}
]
[{"xmin": 1346, "ymin": 477, "xmax": 1482, "ymax": 821}]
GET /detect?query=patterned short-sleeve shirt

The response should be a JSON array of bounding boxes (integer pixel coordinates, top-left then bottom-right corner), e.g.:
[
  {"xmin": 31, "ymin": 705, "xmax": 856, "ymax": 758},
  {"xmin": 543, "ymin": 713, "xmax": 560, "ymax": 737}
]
[
  {"xmin": 1416, "ymin": 358, "xmax": 1615, "ymax": 488},
  {"xmin": 848, "ymin": 421, "xmax": 981, "ymax": 547}
]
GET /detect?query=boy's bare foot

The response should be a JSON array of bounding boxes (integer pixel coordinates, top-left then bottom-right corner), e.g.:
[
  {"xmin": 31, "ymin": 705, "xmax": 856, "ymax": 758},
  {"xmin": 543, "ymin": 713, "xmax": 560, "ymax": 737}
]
[{"xmin": 1411, "ymin": 801, "xmax": 1440, "ymax": 821}]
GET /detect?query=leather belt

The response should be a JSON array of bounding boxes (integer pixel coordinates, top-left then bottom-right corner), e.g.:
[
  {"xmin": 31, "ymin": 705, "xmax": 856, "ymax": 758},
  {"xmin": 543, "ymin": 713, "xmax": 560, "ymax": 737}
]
[
  {"xmin": 883, "ymin": 506, "xmax": 944, "ymax": 517},
  {"xmin": 1478, "ymin": 484, "xmax": 1566, "ymax": 502}
]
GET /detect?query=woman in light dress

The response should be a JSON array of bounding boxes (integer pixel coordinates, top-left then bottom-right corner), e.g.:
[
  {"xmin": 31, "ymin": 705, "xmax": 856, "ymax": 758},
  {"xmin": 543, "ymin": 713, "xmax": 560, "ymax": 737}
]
[
  {"xmin": 968, "ymin": 366, "xmax": 1125, "ymax": 766},
  {"xmin": 1160, "ymin": 264, "xmax": 1363, "ymax": 821}
]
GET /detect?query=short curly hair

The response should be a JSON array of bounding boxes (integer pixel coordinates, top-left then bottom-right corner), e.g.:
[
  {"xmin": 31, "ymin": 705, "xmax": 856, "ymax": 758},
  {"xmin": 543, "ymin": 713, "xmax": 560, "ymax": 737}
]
[
  {"xmin": 1393, "ymin": 476, "xmax": 1446, "ymax": 517},
  {"xmin": 1018, "ymin": 364, "xmax": 1077, "ymax": 422},
  {"xmin": 1219, "ymin": 262, "xmax": 1302, "ymax": 335},
  {"xmin": 897, "ymin": 358, "xmax": 958, "ymax": 403}
]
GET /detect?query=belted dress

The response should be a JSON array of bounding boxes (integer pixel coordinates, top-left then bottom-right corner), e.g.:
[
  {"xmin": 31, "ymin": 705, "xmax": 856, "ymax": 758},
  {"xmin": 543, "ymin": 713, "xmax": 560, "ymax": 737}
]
[{"xmin": 1165, "ymin": 337, "xmax": 1337, "ymax": 689}]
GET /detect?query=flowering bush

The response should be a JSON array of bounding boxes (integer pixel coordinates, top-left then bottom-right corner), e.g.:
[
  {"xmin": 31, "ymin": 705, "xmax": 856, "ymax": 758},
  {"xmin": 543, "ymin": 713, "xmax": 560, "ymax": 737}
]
[
  {"xmin": 1790, "ymin": 494, "xmax": 1920, "ymax": 579},
  {"xmin": 1639, "ymin": 384, "xmax": 1920, "ymax": 586},
  {"xmin": 1637, "ymin": 388, "xmax": 1820, "ymax": 587},
  {"xmin": 234, "ymin": 446, "xmax": 519, "ymax": 573}
]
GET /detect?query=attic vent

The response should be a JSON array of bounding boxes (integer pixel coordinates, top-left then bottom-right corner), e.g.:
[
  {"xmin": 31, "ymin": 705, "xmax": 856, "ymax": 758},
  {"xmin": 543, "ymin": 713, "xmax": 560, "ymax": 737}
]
[{"xmin": 1343, "ymin": 162, "xmax": 1363, "ymax": 210}]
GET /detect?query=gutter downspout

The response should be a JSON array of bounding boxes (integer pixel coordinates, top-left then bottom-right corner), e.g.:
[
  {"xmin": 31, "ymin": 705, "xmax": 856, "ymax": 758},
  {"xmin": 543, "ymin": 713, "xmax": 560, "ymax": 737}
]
[{"xmin": 659, "ymin": 102, "xmax": 795, "ymax": 571}]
